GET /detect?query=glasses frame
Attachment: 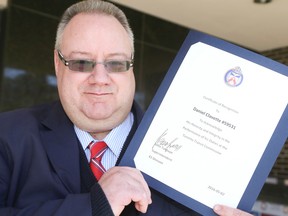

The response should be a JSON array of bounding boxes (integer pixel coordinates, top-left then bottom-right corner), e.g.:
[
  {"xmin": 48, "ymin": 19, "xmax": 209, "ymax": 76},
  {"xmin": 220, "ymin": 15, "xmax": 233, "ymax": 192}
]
[{"xmin": 57, "ymin": 50, "xmax": 134, "ymax": 73}]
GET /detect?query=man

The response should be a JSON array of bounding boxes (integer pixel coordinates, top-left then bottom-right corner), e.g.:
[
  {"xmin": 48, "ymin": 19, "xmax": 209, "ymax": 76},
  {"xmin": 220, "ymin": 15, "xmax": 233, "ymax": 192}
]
[{"xmin": 0, "ymin": 0, "xmax": 253, "ymax": 215}]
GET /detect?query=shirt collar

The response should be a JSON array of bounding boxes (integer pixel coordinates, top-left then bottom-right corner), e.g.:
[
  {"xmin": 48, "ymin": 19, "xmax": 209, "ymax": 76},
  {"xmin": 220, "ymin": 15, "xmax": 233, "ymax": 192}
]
[{"xmin": 74, "ymin": 112, "xmax": 134, "ymax": 158}]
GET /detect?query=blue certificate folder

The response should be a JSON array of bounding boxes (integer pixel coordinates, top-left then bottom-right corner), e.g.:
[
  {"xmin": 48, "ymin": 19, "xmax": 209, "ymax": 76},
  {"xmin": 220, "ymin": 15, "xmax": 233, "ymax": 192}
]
[{"xmin": 119, "ymin": 30, "xmax": 288, "ymax": 215}]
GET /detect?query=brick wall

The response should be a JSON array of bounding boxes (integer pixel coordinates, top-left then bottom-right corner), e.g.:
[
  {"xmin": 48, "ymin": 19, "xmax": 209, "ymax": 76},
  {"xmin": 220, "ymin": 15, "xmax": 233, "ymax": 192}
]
[
  {"xmin": 261, "ymin": 46, "xmax": 288, "ymax": 66},
  {"xmin": 261, "ymin": 46, "xmax": 288, "ymax": 181},
  {"xmin": 269, "ymin": 139, "xmax": 288, "ymax": 181}
]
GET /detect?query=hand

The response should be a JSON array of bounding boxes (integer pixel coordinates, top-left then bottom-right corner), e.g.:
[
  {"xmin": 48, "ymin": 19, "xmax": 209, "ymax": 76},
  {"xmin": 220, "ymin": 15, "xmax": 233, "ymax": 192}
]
[
  {"xmin": 98, "ymin": 166, "xmax": 152, "ymax": 216},
  {"xmin": 213, "ymin": 204, "xmax": 253, "ymax": 216}
]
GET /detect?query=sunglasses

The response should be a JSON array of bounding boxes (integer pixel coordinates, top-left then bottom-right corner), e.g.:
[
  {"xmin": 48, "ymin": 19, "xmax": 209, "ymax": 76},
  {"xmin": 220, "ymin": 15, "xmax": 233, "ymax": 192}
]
[{"xmin": 57, "ymin": 50, "xmax": 134, "ymax": 73}]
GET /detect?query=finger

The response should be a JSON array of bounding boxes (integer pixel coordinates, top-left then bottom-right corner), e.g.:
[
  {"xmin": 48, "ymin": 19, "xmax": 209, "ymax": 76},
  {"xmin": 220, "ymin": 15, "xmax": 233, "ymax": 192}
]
[
  {"xmin": 129, "ymin": 175, "xmax": 152, "ymax": 213},
  {"xmin": 122, "ymin": 168, "xmax": 152, "ymax": 213},
  {"xmin": 134, "ymin": 198, "xmax": 150, "ymax": 213},
  {"xmin": 213, "ymin": 204, "xmax": 253, "ymax": 216},
  {"xmin": 99, "ymin": 166, "xmax": 152, "ymax": 214},
  {"xmin": 119, "ymin": 167, "xmax": 152, "ymax": 203}
]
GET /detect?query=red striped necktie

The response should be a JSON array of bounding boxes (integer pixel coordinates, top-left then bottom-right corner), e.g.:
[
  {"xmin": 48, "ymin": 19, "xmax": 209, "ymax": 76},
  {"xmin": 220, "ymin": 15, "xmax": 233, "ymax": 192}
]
[{"xmin": 89, "ymin": 141, "xmax": 108, "ymax": 180}]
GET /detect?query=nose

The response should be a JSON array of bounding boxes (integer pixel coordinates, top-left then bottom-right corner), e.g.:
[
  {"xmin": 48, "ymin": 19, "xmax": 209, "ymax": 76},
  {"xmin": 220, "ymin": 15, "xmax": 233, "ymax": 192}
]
[{"xmin": 88, "ymin": 63, "xmax": 111, "ymax": 85}]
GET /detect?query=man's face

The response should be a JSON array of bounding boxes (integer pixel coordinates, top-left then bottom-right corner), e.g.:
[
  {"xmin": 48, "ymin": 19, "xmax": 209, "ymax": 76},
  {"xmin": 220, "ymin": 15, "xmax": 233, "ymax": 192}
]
[{"xmin": 54, "ymin": 13, "xmax": 135, "ymax": 139}]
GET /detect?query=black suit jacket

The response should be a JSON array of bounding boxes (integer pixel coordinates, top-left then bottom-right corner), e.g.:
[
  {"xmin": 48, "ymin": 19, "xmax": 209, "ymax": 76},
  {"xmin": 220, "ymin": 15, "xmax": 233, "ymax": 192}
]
[{"xmin": 0, "ymin": 100, "xmax": 198, "ymax": 215}]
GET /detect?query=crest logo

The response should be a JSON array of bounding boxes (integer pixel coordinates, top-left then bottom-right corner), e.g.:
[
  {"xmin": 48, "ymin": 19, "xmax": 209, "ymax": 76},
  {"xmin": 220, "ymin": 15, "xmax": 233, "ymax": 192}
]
[{"xmin": 224, "ymin": 67, "xmax": 243, "ymax": 87}]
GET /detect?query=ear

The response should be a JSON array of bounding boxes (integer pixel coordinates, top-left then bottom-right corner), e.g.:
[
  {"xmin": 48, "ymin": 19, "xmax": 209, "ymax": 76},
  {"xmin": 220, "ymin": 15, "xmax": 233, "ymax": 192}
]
[{"xmin": 54, "ymin": 49, "xmax": 60, "ymax": 77}]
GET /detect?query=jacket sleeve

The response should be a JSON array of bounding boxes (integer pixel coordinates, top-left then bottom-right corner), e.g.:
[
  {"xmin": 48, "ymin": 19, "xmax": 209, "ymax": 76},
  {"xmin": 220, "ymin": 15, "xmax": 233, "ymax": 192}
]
[
  {"xmin": 0, "ymin": 140, "xmax": 113, "ymax": 216},
  {"xmin": 90, "ymin": 183, "xmax": 114, "ymax": 216}
]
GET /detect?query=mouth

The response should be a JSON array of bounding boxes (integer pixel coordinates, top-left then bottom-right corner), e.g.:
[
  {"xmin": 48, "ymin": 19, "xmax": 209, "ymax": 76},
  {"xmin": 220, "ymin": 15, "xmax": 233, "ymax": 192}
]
[
  {"xmin": 84, "ymin": 90, "xmax": 113, "ymax": 99},
  {"xmin": 84, "ymin": 91, "xmax": 111, "ymax": 97},
  {"xmin": 82, "ymin": 86, "xmax": 113, "ymax": 99},
  {"xmin": 87, "ymin": 92, "xmax": 109, "ymax": 95}
]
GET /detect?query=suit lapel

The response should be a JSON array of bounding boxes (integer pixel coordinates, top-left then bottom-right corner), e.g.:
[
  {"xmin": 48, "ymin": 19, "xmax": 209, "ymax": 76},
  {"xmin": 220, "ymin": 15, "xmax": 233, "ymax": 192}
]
[{"xmin": 40, "ymin": 102, "xmax": 81, "ymax": 193}]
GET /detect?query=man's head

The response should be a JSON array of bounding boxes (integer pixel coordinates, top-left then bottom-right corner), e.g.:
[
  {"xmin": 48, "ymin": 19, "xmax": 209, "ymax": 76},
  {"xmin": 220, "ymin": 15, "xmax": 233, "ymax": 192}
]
[
  {"xmin": 54, "ymin": 0, "xmax": 134, "ymax": 52},
  {"xmin": 54, "ymin": 0, "xmax": 135, "ymax": 139}
]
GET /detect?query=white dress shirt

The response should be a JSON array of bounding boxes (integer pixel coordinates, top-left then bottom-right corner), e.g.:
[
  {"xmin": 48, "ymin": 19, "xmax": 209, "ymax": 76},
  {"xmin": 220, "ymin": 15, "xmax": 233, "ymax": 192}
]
[{"xmin": 74, "ymin": 112, "xmax": 134, "ymax": 170}]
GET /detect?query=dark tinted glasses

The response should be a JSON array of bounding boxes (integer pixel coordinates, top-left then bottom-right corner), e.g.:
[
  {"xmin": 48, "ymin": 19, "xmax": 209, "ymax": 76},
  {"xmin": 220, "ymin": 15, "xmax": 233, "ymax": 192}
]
[{"xmin": 57, "ymin": 50, "xmax": 133, "ymax": 73}]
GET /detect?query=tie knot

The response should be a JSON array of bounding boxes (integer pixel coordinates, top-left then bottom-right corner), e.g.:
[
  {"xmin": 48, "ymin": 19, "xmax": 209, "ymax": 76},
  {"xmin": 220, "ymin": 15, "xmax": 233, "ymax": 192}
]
[
  {"xmin": 89, "ymin": 141, "xmax": 108, "ymax": 180},
  {"xmin": 89, "ymin": 141, "xmax": 108, "ymax": 160}
]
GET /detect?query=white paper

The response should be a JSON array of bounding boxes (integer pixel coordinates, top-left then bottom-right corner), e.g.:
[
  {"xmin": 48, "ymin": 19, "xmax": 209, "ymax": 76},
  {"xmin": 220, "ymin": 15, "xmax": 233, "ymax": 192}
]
[{"xmin": 134, "ymin": 42, "xmax": 288, "ymax": 208}]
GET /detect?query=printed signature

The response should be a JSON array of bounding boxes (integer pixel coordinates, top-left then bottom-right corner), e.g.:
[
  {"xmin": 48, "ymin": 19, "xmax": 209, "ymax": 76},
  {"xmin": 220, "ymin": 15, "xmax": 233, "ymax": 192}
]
[{"xmin": 152, "ymin": 129, "xmax": 183, "ymax": 154}]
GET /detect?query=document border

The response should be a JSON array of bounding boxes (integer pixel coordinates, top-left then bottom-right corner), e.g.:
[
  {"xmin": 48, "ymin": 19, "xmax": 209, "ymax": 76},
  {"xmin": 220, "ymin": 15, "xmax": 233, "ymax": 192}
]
[{"xmin": 120, "ymin": 30, "xmax": 288, "ymax": 215}]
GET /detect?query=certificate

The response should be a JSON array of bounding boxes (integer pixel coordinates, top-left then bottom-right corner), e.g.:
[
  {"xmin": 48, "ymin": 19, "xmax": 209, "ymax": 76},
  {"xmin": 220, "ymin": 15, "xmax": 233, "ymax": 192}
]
[{"xmin": 120, "ymin": 30, "xmax": 288, "ymax": 215}]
